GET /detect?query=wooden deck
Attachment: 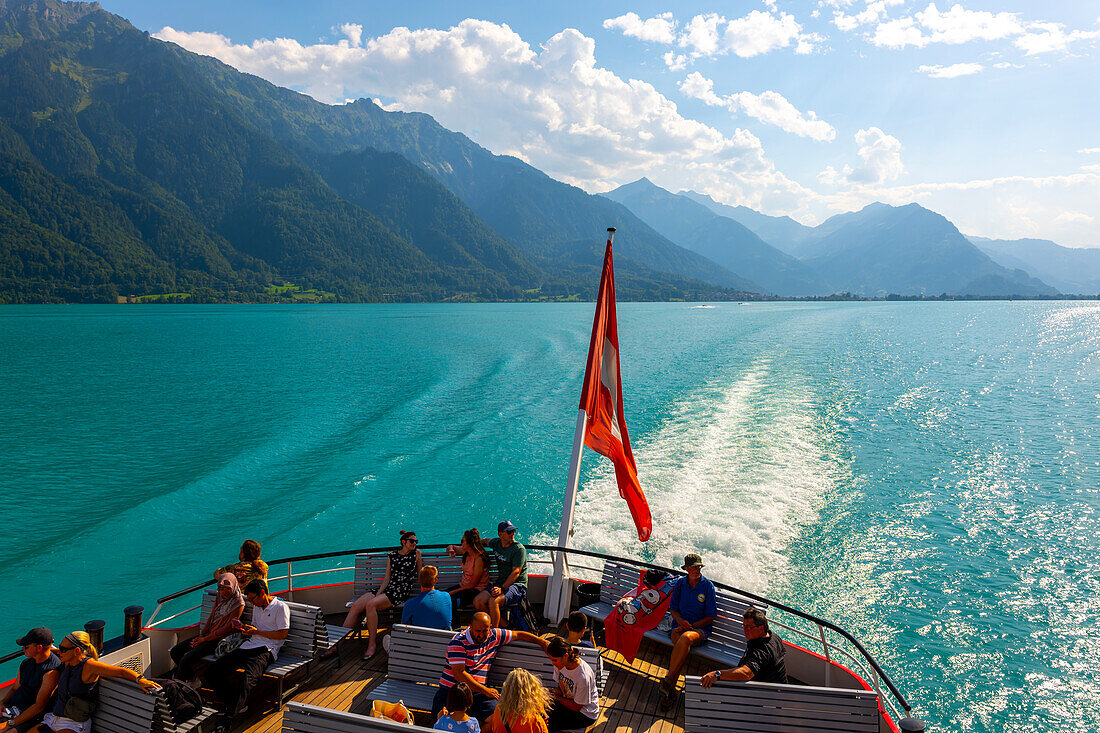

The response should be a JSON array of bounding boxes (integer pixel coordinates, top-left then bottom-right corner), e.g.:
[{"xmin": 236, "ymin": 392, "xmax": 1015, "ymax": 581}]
[{"xmin": 233, "ymin": 616, "xmax": 719, "ymax": 733}]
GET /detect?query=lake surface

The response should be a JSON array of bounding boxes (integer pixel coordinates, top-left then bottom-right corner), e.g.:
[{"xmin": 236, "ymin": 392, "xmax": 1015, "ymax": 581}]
[{"xmin": 2, "ymin": 302, "xmax": 1098, "ymax": 732}]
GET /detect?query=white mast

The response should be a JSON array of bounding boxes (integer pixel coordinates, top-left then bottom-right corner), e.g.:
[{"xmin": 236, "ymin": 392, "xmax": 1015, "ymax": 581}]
[{"xmin": 543, "ymin": 227, "xmax": 616, "ymax": 624}]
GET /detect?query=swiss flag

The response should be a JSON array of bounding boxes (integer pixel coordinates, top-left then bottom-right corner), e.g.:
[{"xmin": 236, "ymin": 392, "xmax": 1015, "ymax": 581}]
[{"xmin": 579, "ymin": 235, "xmax": 653, "ymax": 542}]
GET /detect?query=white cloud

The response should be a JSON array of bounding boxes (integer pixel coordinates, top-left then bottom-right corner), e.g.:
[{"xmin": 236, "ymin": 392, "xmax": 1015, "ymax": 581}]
[
  {"xmin": 1079, "ymin": 148, "xmax": 1100, "ymax": 155},
  {"xmin": 1080, "ymin": 164, "xmax": 1100, "ymax": 173},
  {"xmin": 833, "ymin": 1, "xmax": 892, "ymax": 32},
  {"xmin": 872, "ymin": 3, "xmax": 1023, "ymax": 48},
  {"xmin": 603, "ymin": 12, "xmax": 677, "ymax": 44},
  {"xmin": 154, "ymin": 20, "xmax": 815, "ymax": 212},
  {"xmin": 917, "ymin": 62, "xmax": 983, "ymax": 77},
  {"xmin": 338, "ymin": 23, "xmax": 363, "ymax": 48},
  {"xmin": 679, "ymin": 72, "xmax": 837, "ymax": 141},
  {"xmin": 605, "ymin": 10, "xmax": 820, "ymax": 63},
  {"xmin": 993, "ymin": 61, "xmax": 1022, "ymax": 69},
  {"xmin": 1014, "ymin": 23, "xmax": 1100, "ymax": 56},
  {"xmin": 1053, "ymin": 211, "xmax": 1094, "ymax": 225},
  {"xmin": 663, "ymin": 51, "xmax": 688, "ymax": 70},
  {"xmin": 818, "ymin": 127, "xmax": 904, "ymax": 185}
]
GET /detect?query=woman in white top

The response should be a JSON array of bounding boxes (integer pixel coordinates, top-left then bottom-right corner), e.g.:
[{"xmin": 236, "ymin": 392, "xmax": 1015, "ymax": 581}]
[{"xmin": 544, "ymin": 637, "xmax": 598, "ymax": 731}]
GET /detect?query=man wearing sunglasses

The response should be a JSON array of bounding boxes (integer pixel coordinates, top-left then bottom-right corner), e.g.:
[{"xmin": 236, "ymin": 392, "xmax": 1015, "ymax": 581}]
[
  {"xmin": 474, "ymin": 521, "xmax": 528, "ymax": 629},
  {"xmin": 699, "ymin": 607, "xmax": 787, "ymax": 687},
  {"xmin": 0, "ymin": 629, "xmax": 61, "ymax": 733},
  {"xmin": 204, "ymin": 579, "xmax": 289, "ymax": 720}
]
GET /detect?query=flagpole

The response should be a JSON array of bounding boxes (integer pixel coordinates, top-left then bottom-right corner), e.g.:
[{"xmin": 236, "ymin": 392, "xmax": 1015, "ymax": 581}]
[{"xmin": 544, "ymin": 227, "xmax": 616, "ymax": 624}]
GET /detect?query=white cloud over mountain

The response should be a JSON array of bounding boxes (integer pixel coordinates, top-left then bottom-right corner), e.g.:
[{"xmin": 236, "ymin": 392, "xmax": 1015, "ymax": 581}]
[
  {"xmin": 818, "ymin": 127, "xmax": 904, "ymax": 186},
  {"xmin": 155, "ymin": 14, "xmax": 1098, "ymax": 246},
  {"xmin": 155, "ymin": 20, "xmax": 812, "ymax": 212},
  {"xmin": 679, "ymin": 72, "xmax": 837, "ymax": 142}
]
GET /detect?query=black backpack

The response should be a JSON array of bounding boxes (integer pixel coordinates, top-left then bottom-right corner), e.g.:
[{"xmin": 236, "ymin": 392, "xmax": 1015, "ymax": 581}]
[{"xmin": 152, "ymin": 678, "xmax": 203, "ymax": 723}]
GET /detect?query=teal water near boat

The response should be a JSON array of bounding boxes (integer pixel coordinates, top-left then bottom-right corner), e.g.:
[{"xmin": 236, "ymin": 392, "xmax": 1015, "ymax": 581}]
[{"xmin": 2, "ymin": 302, "xmax": 1098, "ymax": 732}]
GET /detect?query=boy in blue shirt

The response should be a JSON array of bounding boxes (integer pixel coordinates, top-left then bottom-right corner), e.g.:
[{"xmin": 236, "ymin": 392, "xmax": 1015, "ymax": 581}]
[
  {"xmin": 659, "ymin": 553, "xmax": 717, "ymax": 710},
  {"xmin": 402, "ymin": 566, "xmax": 454, "ymax": 630}
]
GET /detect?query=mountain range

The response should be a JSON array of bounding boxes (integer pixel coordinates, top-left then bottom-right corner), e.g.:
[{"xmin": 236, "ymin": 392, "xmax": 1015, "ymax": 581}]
[{"xmin": 0, "ymin": 0, "xmax": 1094, "ymax": 303}]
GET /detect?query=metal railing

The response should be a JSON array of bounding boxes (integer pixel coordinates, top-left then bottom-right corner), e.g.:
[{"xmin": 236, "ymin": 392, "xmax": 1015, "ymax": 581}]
[{"xmin": 129, "ymin": 543, "xmax": 910, "ymax": 720}]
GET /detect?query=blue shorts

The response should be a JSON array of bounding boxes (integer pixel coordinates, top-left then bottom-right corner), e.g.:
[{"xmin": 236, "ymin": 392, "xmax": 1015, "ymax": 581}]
[{"xmin": 502, "ymin": 584, "xmax": 526, "ymax": 605}]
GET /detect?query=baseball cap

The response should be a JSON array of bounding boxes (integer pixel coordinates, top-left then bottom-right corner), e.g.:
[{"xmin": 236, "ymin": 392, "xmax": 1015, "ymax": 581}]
[
  {"xmin": 17, "ymin": 628, "xmax": 53, "ymax": 647},
  {"xmin": 498, "ymin": 520, "xmax": 517, "ymax": 533}
]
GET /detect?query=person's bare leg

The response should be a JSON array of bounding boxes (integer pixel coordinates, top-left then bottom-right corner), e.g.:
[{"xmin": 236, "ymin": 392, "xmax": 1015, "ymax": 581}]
[
  {"xmin": 343, "ymin": 592, "xmax": 373, "ymax": 630},
  {"xmin": 364, "ymin": 595, "xmax": 392, "ymax": 656},
  {"xmin": 666, "ymin": 630, "xmax": 700, "ymax": 683},
  {"xmin": 473, "ymin": 591, "xmax": 491, "ymax": 612}
]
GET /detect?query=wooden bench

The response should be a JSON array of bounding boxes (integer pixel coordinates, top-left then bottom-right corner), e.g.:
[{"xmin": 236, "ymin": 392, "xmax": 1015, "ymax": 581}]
[
  {"xmin": 94, "ymin": 675, "xmax": 218, "ymax": 733},
  {"xmin": 578, "ymin": 560, "xmax": 761, "ymax": 667},
  {"xmin": 348, "ymin": 550, "xmax": 500, "ymax": 610},
  {"xmin": 197, "ymin": 591, "xmax": 352, "ymax": 707},
  {"xmin": 368, "ymin": 624, "xmax": 604, "ymax": 716},
  {"xmin": 283, "ymin": 702, "xmax": 425, "ymax": 733},
  {"xmin": 683, "ymin": 676, "xmax": 880, "ymax": 733}
]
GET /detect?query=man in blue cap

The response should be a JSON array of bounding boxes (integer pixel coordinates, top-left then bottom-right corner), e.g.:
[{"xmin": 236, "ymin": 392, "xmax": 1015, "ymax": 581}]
[{"xmin": 474, "ymin": 520, "xmax": 528, "ymax": 628}]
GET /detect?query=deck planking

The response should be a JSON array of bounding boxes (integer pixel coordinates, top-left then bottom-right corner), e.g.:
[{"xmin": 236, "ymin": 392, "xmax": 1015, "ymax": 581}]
[{"xmin": 232, "ymin": 615, "xmax": 719, "ymax": 733}]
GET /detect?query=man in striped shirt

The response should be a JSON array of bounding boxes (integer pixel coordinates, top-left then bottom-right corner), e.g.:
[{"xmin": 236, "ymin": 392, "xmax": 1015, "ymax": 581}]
[{"xmin": 431, "ymin": 612, "xmax": 548, "ymax": 723}]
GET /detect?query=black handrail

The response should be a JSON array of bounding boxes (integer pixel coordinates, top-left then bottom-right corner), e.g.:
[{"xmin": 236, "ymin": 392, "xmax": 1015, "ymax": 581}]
[
  {"xmin": 153, "ymin": 543, "xmax": 911, "ymax": 714},
  {"xmin": 0, "ymin": 650, "xmax": 21, "ymax": 665},
  {"xmin": 523, "ymin": 544, "xmax": 912, "ymax": 714}
]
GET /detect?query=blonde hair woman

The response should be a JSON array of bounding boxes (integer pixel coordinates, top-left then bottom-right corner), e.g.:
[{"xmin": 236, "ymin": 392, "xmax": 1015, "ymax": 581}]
[
  {"xmin": 485, "ymin": 668, "xmax": 551, "ymax": 733},
  {"xmin": 34, "ymin": 632, "xmax": 159, "ymax": 733}
]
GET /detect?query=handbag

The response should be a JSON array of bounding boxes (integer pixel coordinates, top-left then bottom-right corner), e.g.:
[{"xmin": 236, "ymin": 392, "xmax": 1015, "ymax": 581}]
[
  {"xmin": 214, "ymin": 632, "xmax": 245, "ymax": 659},
  {"xmin": 62, "ymin": 694, "xmax": 96, "ymax": 723}
]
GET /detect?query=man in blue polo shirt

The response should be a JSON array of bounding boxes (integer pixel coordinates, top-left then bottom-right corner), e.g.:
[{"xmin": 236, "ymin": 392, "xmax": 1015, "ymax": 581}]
[
  {"xmin": 401, "ymin": 566, "xmax": 453, "ymax": 630},
  {"xmin": 659, "ymin": 553, "xmax": 717, "ymax": 710}
]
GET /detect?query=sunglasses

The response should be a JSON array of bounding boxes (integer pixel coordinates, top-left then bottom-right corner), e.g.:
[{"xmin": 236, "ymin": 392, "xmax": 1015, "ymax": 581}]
[
  {"xmin": 404, "ymin": 538, "xmax": 418, "ymax": 545},
  {"xmin": 57, "ymin": 644, "xmax": 77, "ymax": 652}
]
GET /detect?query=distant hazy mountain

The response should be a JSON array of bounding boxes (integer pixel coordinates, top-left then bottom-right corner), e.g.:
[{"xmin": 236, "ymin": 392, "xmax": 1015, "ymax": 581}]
[
  {"xmin": 800, "ymin": 203, "xmax": 1057, "ymax": 296},
  {"xmin": 604, "ymin": 179, "xmax": 832, "ymax": 296},
  {"xmin": 678, "ymin": 190, "xmax": 815, "ymax": 255},
  {"xmin": 969, "ymin": 236, "xmax": 1100, "ymax": 295}
]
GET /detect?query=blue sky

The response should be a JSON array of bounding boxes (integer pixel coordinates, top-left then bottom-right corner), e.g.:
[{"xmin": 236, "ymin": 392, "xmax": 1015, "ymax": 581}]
[{"xmin": 104, "ymin": 1, "xmax": 1099, "ymax": 246}]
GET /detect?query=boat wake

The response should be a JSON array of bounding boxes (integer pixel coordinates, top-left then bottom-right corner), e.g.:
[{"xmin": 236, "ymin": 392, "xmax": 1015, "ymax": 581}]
[{"xmin": 554, "ymin": 359, "xmax": 847, "ymax": 595}]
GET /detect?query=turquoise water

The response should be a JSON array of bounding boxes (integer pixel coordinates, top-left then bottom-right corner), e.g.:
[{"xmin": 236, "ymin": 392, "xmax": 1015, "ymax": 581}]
[{"xmin": 2, "ymin": 302, "xmax": 1098, "ymax": 731}]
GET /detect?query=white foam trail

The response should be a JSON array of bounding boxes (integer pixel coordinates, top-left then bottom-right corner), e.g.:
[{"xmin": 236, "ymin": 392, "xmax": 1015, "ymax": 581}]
[{"xmin": 554, "ymin": 360, "xmax": 843, "ymax": 595}]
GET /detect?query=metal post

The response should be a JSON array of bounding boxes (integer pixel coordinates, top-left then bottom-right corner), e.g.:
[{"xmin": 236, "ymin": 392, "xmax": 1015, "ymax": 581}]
[
  {"xmin": 123, "ymin": 606, "xmax": 144, "ymax": 645},
  {"xmin": 287, "ymin": 561, "xmax": 294, "ymax": 598},
  {"xmin": 84, "ymin": 620, "xmax": 105, "ymax": 653},
  {"xmin": 543, "ymin": 408, "xmax": 588, "ymax": 624},
  {"xmin": 818, "ymin": 623, "xmax": 833, "ymax": 687}
]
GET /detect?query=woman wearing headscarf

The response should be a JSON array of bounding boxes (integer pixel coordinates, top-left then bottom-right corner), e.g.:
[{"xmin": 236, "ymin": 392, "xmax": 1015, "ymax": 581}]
[
  {"xmin": 169, "ymin": 574, "xmax": 245, "ymax": 683},
  {"xmin": 33, "ymin": 631, "xmax": 159, "ymax": 733}
]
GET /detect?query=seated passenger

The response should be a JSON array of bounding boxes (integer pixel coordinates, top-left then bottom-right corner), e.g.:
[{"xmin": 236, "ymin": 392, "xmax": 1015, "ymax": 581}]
[
  {"xmin": 33, "ymin": 631, "xmax": 160, "ymax": 733},
  {"xmin": 169, "ymin": 574, "xmax": 244, "ymax": 683},
  {"xmin": 474, "ymin": 521, "xmax": 527, "ymax": 629},
  {"xmin": 204, "ymin": 579, "xmax": 289, "ymax": 720},
  {"xmin": 446, "ymin": 529, "xmax": 490, "ymax": 612},
  {"xmin": 0, "ymin": 628, "xmax": 61, "ymax": 733},
  {"xmin": 658, "ymin": 554, "xmax": 716, "ymax": 710},
  {"xmin": 402, "ymin": 566, "xmax": 454, "ymax": 630},
  {"xmin": 700, "ymin": 608, "xmax": 788, "ymax": 686},
  {"xmin": 565, "ymin": 612, "xmax": 595, "ymax": 649},
  {"xmin": 484, "ymin": 669, "xmax": 551, "ymax": 733},
  {"xmin": 343, "ymin": 530, "xmax": 422, "ymax": 658},
  {"xmin": 214, "ymin": 539, "xmax": 269, "ymax": 587},
  {"xmin": 430, "ymin": 612, "xmax": 549, "ymax": 724},
  {"xmin": 544, "ymin": 637, "xmax": 598, "ymax": 732},
  {"xmin": 433, "ymin": 682, "xmax": 480, "ymax": 733}
]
